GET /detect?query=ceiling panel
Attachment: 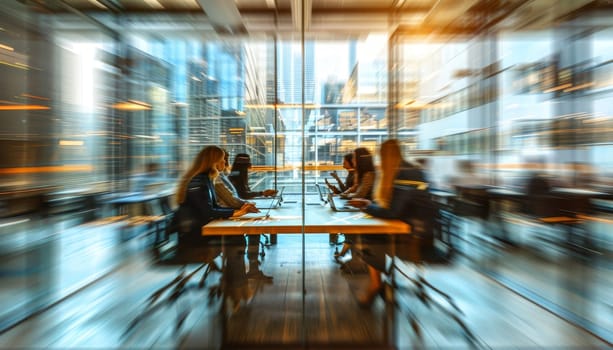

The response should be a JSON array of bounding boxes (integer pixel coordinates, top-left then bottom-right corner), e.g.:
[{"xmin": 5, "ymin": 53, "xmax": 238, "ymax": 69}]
[{"xmin": 12, "ymin": 0, "xmax": 611, "ymax": 41}]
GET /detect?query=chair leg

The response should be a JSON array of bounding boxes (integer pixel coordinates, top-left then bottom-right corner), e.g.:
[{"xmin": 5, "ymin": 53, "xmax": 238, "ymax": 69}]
[{"xmin": 262, "ymin": 234, "xmax": 271, "ymax": 246}]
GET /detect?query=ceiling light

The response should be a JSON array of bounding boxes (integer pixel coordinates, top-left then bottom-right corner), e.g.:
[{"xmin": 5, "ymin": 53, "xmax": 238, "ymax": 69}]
[
  {"xmin": 89, "ymin": 0, "xmax": 107, "ymax": 9},
  {"xmin": 144, "ymin": 0, "xmax": 164, "ymax": 9},
  {"xmin": 0, "ymin": 43, "xmax": 14, "ymax": 51},
  {"xmin": 59, "ymin": 140, "xmax": 84, "ymax": 146}
]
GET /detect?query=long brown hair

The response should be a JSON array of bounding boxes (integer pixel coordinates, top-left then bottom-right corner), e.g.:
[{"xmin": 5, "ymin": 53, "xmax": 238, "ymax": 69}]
[
  {"xmin": 176, "ymin": 145, "xmax": 224, "ymax": 204},
  {"xmin": 354, "ymin": 147, "xmax": 374, "ymax": 183},
  {"xmin": 376, "ymin": 139, "xmax": 403, "ymax": 208}
]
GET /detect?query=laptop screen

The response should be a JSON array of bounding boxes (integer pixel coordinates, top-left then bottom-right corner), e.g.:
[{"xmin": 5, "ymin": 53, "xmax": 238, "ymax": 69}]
[
  {"xmin": 316, "ymin": 183, "xmax": 330, "ymax": 203},
  {"xmin": 327, "ymin": 193, "xmax": 359, "ymax": 212}
]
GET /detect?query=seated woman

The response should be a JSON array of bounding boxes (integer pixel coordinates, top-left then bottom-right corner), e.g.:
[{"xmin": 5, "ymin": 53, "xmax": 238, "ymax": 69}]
[
  {"xmin": 325, "ymin": 153, "xmax": 355, "ymax": 194},
  {"xmin": 215, "ymin": 150, "xmax": 273, "ymax": 282},
  {"xmin": 349, "ymin": 139, "xmax": 428, "ymax": 307},
  {"xmin": 339, "ymin": 147, "xmax": 375, "ymax": 200},
  {"xmin": 176, "ymin": 146, "xmax": 258, "ymax": 312},
  {"xmin": 334, "ymin": 147, "xmax": 376, "ymax": 262},
  {"xmin": 326, "ymin": 152, "xmax": 356, "ymax": 245},
  {"xmin": 229, "ymin": 153, "xmax": 277, "ymax": 199},
  {"xmin": 228, "ymin": 153, "xmax": 278, "ymax": 276}
]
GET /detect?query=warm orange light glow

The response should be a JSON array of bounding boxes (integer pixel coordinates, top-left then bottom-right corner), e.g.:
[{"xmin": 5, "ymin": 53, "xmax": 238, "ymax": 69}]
[
  {"xmin": 563, "ymin": 82, "xmax": 595, "ymax": 92},
  {"xmin": 0, "ymin": 43, "xmax": 14, "ymax": 51},
  {"xmin": 0, "ymin": 165, "xmax": 93, "ymax": 174},
  {"xmin": 0, "ymin": 60, "xmax": 28, "ymax": 70},
  {"xmin": 0, "ymin": 104, "xmax": 50, "ymax": 110},
  {"xmin": 543, "ymin": 83, "xmax": 572, "ymax": 93},
  {"xmin": 112, "ymin": 100, "xmax": 152, "ymax": 110}
]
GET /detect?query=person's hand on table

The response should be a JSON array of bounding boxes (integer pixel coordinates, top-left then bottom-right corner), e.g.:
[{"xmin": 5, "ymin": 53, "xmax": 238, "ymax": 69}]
[
  {"xmin": 347, "ymin": 198, "xmax": 371, "ymax": 208},
  {"xmin": 245, "ymin": 202, "xmax": 260, "ymax": 213},
  {"xmin": 262, "ymin": 189, "xmax": 277, "ymax": 197},
  {"xmin": 232, "ymin": 203, "xmax": 259, "ymax": 217}
]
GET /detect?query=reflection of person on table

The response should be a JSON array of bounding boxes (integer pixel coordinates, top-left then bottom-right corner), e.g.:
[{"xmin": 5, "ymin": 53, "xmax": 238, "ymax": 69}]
[
  {"xmin": 325, "ymin": 153, "xmax": 355, "ymax": 194},
  {"xmin": 349, "ymin": 139, "xmax": 428, "ymax": 307},
  {"xmin": 229, "ymin": 153, "xmax": 278, "ymax": 277},
  {"xmin": 176, "ymin": 146, "xmax": 257, "ymax": 312},
  {"xmin": 215, "ymin": 150, "xmax": 273, "ymax": 282}
]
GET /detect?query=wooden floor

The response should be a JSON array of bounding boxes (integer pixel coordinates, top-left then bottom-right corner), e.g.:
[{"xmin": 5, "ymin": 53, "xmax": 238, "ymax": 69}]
[{"xmin": 0, "ymin": 210, "xmax": 612, "ymax": 349}]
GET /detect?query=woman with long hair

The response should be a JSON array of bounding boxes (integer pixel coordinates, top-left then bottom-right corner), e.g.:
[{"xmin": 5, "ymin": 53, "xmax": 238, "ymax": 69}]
[
  {"xmin": 339, "ymin": 147, "xmax": 375, "ymax": 200},
  {"xmin": 176, "ymin": 145, "xmax": 257, "ymax": 311},
  {"xmin": 325, "ymin": 153, "xmax": 355, "ymax": 194},
  {"xmin": 349, "ymin": 139, "xmax": 428, "ymax": 307},
  {"xmin": 229, "ymin": 153, "xmax": 277, "ymax": 199},
  {"xmin": 334, "ymin": 147, "xmax": 376, "ymax": 263},
  {"xmin": 228, "ymin": 153, "xmax": 276, "ymax": 281}
]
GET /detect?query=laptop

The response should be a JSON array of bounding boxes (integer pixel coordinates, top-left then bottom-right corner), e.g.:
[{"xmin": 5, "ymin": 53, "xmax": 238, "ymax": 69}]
[
  {"xmin": 315, "ymin": 183, "xmax": 330, "ymax": 204},
  {"xmin": 251, "ymin": 186, "xmax": 285, "ymax": 209},
  {"xmin": 327, "ymin": 193, "xmax": 360, "ymax": 212},
  {"xmin": 273, "ymin": 186, "xmax": 285, "ymax": 207}
]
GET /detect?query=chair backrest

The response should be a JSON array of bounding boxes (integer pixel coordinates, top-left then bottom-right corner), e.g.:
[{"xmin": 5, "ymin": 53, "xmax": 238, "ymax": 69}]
[
  {"xmin": 526, "ymin": 194, "xmax": 590, "ymax": 218},
  {"xmin": 452, "ymin": 185, "xmax": 490, "ymax": 219},
  {"xmin": 154, "ymin": 208, "xmax": 221, "ymax": 265},
  {"xmin": 526, "ymin": 195, "xmax": 559, "ymax": 218},
  {"xmin": 394, "ymin": 185, "xmax": 438, "ymax": 235},
  {"xmin": 392, "ymin": 185, "xmax": 441, "ymax": 263}
]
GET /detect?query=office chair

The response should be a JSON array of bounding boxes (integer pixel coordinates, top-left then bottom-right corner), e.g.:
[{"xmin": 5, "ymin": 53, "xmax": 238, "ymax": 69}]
[
  {"xmin": 125, "ymin": 211, "xmax": 224, "ymax": 337},
  {"xmin": 387, "ymin": 186, "xmax": 484, "ymax": 348},
  {"xmin": 525, "ymin": 194, "xmax": 593, "ymax": 255}
]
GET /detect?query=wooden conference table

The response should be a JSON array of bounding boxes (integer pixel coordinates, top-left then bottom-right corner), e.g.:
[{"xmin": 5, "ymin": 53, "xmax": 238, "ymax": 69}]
[{"xmin": 202, "ymin": 200, "xmax": 410, "ymax": 236}]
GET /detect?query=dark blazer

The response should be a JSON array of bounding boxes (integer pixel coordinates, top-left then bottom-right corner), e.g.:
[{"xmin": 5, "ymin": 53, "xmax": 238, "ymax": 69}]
[
  {"xmin": 178, "ymin": 172, "xmax": 234, "ymax": 242},
  {"xmin": 363, "ymin": 161, "xmax": 428, "ymax": 220}
]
